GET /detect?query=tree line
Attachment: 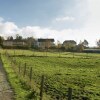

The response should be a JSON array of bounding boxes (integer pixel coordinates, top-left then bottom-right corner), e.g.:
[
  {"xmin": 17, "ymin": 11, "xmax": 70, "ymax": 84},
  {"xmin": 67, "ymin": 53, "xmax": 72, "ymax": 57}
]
[{"xmin": 0, "ymin": 34, "xmax": 35, "ymax": 49}]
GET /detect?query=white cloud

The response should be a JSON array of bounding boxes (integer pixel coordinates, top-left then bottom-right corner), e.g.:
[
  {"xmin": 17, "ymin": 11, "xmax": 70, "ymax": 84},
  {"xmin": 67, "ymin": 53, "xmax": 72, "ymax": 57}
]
[
  {"xmin": 0, "ymin": 21, "xmax": 18, "ymax": 38},
  {"xmin": 0, "ymin": 18, "xmax": 97, "ymax": 46},
  {"xmin": 18, "ymin": 26, "xmax": 87, "ymax": 46},
  {"xmin": 55, "ymin": 16, "xmax": 75, "ymax": 22},
  {"xmin": 82, "ymin": 0, "xmax": 100, "ymax": 31},
  {"xmin": 0, "ymin": 19, "xmax": 80, "ymax": 44},
  {"xmin": 79, "ymin": 0, "xmax": 100, "ymax": 46},
  {"xmin": 0, "ymin": 17, "xmax": 4, "ymax": 22}
]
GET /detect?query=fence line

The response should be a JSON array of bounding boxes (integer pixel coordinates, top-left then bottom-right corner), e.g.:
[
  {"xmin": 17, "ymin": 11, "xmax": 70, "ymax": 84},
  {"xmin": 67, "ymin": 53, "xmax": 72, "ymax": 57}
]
[{"xmin": 1, "ymin": 52, "xmax": 74, "ymax": 100}]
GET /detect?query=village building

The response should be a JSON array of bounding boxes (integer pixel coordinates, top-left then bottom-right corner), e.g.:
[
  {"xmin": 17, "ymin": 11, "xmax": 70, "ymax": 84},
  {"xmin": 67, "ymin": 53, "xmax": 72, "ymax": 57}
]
[
  {"xmin": 34, "ymin": 38, "xmax": 55, "ymax": 49},
  {"xmin": 3, "ymin": 40, "xmax": 27, "ymax": 47}
]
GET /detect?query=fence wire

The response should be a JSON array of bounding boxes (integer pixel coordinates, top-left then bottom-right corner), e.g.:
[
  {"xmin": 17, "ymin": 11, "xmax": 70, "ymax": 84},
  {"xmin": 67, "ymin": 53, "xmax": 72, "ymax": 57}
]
[{"xmin": 2, "ymin": 51, "xmax": 100, "ymax": 100}]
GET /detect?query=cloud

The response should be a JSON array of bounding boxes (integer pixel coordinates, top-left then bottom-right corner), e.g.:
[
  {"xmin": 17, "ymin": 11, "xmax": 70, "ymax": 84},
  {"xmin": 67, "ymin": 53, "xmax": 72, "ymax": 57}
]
[
  {"xmin": 84, "ymin": 0, "xmax": 100, "ymax": 32},
  {"xmin": 0, "ymin": 17, "xmax": 97, "ymax": 46},
  {"xmin": 0, "ymin": 17, "xmax": 4, "ymax": 22},
  {"xmin": 15, "ymin": 26, "xmax": 83, "ymax": 45},
  {"xmin": 78, "ymin": 0, "xmax": 100, "ymax": 46},
  {"xmin": 55, "ymin": 16, "xmax": 75, "ymax": 22},
  {"xmin": 0, "ymin": 20, "xmax": 18, "ymax": 38},
  {"xmin": 0, "ymin": 18, "xmax": 80, "ymax": 43}
]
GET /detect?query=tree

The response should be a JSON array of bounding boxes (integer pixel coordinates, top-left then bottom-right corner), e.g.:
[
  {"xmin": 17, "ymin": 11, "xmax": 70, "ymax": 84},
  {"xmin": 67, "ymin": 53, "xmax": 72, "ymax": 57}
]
[
  {"xmin": 57, "ymin": 40, "xmax": 62, "ymax": 48},
  {"xmin": 7, "ymin": 36, "xmax": 13, "ymax": 40},
  {"xmin": 0, "ymin": 36, "xmax": 4, "ymax": 45},
  {"xmin": 26, "ymin": 37, "xmax": 35, "ymax": 48},
  {"xmin": 45, "ymin": 39, "xmax": 50, "ymax": 49},
  {"xmin": 77, "ymin": 41, "xmax": 84, "ymax": 52},
  {"xmin": 82, "ymin": 39, "xmax": 89, "ymax": 47},
  {"xmin": 15, "ymin": 34, "xmax": 22, "ymax": 40},
  {"xmin": 63, "ymin": 40, "xmax": 76, "ymax": 51},
  {"xmin": 97, "ymin": 39, "xmax": 100, "ymax": 47}
]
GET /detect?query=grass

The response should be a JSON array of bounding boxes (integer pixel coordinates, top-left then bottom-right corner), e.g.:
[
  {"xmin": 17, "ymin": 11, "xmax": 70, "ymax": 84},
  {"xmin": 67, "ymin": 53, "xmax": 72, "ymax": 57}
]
[
  {"xmin": 1, "ymin": 49, "xmax": 100, "ymax": 100},
  {"xmin": 1, "ymin": 55, "xmax": 38, "ymax": 100}
]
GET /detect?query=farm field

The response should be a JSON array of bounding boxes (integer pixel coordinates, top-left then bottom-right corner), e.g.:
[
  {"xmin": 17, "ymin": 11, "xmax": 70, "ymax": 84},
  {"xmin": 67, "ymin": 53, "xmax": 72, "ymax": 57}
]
[{"xmin": 1, "ymin": 49, "xmax": 100, "ymax": 100}]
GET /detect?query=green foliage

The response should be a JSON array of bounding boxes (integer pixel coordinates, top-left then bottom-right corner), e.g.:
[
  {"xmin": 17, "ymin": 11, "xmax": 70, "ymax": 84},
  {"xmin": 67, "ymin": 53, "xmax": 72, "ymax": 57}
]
[
  {"xmin": 26, "ymin": 90, "xmax": 38, "ymax": 100},
  {"xmin": 0, "ymin": 36, "xmax": 4, "ymax": 45},
  {"xmin": 15, "ymin": 34, "xmax": 23, "ymax": 41},
  {"xmin": 63, "ymin": 40, "xmax": 76, "ymax": 51},
  {"xmin": 97, "ymin": 39, "xmax": 100, "ymax": 47},
  {"xmin": 82, "ymin": 39, "xmax": 89, "ymax": 47}
]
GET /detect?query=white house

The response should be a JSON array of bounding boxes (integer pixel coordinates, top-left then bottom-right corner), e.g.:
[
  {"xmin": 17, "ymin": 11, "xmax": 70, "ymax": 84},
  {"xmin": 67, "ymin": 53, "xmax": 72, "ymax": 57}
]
[{"xmin": 34, "ymin": 38, "xmax": 55, "ymax": 49}]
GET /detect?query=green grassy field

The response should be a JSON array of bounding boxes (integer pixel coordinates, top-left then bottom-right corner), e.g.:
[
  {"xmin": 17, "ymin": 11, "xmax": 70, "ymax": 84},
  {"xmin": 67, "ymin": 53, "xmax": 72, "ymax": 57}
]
[{"xmin": 1, "ymin": 49, "xmax": 100, "ymax": 100}]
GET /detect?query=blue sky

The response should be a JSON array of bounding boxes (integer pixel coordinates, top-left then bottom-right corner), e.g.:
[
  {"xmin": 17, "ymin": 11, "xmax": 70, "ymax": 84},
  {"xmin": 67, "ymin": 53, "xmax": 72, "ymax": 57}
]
[
  {"xmin": 0, "ymin": 0, "xmax": 82, "ymax": 28},
  {"xmin": 0, "ymin": 0, "xmax": 100, "ymax": 46}
]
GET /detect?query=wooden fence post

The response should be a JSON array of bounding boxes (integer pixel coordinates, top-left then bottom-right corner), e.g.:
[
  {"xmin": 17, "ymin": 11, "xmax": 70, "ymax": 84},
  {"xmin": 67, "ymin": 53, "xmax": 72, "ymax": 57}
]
[
  {"xmin": 23, "ymin": 63, "xmax": 26, "ymax": 77},
  {"xmin": 30, "ymin": 67, "xmax": 32, "ymax": 82},
  {"xmin": 68, "ymin": 88, "xmax": 72, "ymax": 100},
  {"xmin": 40, "ymin": 75, "xmax": 44, "ymax": 100}
]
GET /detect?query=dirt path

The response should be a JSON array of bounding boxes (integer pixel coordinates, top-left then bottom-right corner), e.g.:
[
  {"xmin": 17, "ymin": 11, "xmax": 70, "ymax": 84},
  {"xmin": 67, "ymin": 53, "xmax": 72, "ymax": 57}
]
[{"xmin": 0, "ymin": 60, "xmax": 14, "ymax": 100}]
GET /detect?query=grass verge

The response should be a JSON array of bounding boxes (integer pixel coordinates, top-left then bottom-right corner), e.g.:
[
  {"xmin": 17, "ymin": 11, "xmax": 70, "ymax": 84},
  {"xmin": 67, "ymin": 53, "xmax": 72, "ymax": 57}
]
[{"xmin": 1, "ymin": 55, "xmax": 38, "ymax": 100}]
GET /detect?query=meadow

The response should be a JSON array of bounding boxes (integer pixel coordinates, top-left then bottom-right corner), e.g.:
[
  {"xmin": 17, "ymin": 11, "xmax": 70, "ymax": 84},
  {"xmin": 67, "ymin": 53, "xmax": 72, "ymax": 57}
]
[{"xmin": 1, "ymin": 49, "xmax": 100, "ymax": 100}]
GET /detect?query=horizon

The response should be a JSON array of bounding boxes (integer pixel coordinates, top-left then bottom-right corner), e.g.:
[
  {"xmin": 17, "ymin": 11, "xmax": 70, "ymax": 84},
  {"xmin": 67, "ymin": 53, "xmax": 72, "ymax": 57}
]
[{"xmin": 0, "ymin": 0, "xmax": 100, "ymax": 46}]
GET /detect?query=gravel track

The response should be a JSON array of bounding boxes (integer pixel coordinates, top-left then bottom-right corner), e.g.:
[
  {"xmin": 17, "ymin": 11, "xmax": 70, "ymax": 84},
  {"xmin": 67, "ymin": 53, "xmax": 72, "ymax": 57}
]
[{"xmin": 0, "ymin": 60, "xmax": 14, "ymax": 100}]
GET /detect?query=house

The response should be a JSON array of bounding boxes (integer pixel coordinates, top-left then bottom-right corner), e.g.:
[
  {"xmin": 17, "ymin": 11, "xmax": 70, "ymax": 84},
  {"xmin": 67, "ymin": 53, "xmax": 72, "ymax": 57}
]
[
  {"xmin": 63, "ymin": 40, "xmax": 76, "ymax": 50},
  {"xmin": 3, "ymin": 40, "xmax": 13, "ymax": 46},
  {"xmin": 3, "ymin": 40, "xmax": 27, "ymax": 47},
  {"xmin": 34, "ymin": 38, "xmax": 55, "ymax": 49}
]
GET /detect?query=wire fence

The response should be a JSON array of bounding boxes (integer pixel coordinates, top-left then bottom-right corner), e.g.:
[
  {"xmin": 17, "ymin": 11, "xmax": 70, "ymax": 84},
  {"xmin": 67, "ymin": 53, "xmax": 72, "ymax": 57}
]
[
  {"xmin": 2, "ymin": 52, "xmax": 74, "ymax": 100},
  {"xmin": 1, "ymin": 50, "xmax": 99, "ymax": 100}
]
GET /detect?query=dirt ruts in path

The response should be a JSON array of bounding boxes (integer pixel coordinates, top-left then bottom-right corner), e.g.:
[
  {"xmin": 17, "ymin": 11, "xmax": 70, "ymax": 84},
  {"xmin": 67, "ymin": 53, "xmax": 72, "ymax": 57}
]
[{"xmin": 0, "ymin": 60, "xmax": 14, "ymax": 100}]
